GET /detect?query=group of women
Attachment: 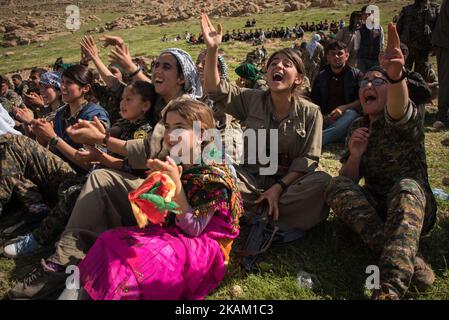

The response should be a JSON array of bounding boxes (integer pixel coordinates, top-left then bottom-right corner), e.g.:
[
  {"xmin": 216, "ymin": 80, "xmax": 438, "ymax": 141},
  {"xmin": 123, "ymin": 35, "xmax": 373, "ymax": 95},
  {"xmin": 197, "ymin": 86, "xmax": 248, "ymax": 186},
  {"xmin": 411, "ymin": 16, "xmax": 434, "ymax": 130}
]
[{"xmin": 0, "ymin": 14, "xmax": 437, "ymax": 300}]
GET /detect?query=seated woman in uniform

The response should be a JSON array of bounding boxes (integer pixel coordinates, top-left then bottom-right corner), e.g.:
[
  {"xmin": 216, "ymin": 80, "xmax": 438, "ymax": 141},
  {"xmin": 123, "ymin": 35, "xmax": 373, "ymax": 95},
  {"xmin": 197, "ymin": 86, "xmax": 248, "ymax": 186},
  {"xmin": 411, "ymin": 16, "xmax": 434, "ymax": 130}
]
[
  {"xmin": 325, "ymin": 24, "xmax": 437, "ymax": 300},
  {"xmin": 201, "ymin": 13, "xmax": 331, "ymax": 243},
  {"xmin": 58, "ymin": 99, "xmax": 242, "ymax": 300}
]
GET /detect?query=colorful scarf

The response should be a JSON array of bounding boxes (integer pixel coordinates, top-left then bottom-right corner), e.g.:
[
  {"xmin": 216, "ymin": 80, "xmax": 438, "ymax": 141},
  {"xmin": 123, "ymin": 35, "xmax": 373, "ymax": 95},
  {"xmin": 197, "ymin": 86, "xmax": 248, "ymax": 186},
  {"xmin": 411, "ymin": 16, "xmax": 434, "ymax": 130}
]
[{"xmin": 181, "ymin": 164, "xmax": 243, "ymax": 231}]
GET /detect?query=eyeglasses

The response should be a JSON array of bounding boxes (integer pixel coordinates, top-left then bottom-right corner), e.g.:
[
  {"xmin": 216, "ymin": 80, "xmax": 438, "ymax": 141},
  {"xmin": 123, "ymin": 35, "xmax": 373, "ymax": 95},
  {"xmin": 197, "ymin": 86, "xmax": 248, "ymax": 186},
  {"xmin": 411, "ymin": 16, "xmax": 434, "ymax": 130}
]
[{"xmin": 359, "ymin": 77, "xmax": 388, "ymax": 88}]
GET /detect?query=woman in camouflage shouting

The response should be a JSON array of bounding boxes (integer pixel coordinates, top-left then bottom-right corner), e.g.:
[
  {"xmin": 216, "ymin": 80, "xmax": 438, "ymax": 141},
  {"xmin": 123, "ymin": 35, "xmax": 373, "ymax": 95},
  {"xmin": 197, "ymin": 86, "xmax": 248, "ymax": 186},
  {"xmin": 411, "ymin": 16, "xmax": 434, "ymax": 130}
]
[{"xmin": 325, "ymin": 23, "xmax": 437, "ymax": 300}]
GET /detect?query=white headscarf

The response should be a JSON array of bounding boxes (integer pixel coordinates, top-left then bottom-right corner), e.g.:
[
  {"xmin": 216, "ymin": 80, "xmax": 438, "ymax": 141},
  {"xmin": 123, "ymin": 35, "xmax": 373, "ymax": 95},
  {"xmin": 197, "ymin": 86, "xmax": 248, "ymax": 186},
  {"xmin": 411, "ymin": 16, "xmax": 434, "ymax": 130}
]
[{"xmin": 306, "ymin": 34, "xmax": 322, "ymax": 57}]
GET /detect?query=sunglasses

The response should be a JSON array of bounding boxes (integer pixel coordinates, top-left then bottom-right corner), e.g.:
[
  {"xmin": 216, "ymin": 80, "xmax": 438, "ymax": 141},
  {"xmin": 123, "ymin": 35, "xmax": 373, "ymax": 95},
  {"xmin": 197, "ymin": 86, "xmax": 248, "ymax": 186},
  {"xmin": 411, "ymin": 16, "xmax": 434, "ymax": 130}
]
[{"xmin": 359, "ymin": 77, "xmax": 388, "ymax": 88}]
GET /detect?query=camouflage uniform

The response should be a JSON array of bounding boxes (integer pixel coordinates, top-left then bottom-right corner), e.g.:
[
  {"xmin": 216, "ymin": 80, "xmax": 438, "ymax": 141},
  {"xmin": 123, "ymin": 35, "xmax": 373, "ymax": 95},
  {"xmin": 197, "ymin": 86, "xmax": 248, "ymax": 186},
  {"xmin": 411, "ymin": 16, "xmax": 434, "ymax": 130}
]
[
  {"xmin": 32, "ymin": 117, "xmax": 153, "ymax": 245},
  {"xmin": 0, "ymin": 89, "xmax": 23, "ymax": 114},
  {"xmin": 397, "ymin": 0, "xmax": 440, "ymax": 81},
  {"xmin": 302, "ymin": 44, "xmax": 325, "ymax": 85},
  {"xmin": 0, "ymin": 134, "xmax": 77, "ymax": 216},
  {"xmin": 325, "ymin": 102, "xmax": 437, "ymax": 297}
]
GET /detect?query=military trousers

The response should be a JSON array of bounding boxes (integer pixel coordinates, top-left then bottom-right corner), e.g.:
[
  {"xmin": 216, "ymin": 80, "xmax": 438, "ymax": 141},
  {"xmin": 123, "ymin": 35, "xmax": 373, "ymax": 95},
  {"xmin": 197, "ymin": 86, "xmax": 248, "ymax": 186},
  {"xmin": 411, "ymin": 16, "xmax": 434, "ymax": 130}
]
[
  {"xmin": 0, "ymin": 134, "xmax": 76, "ymax": 216},
  {"xmin": 325, "ymin": 176, "xmax": 436, "ymax": 297},
  {"xmin": 48, "ymin": 168, "xmax": 142, "ymax": 266},
  {"xmin": 436, "ymin": 46, "xmax": 449, "ymax": 121}
]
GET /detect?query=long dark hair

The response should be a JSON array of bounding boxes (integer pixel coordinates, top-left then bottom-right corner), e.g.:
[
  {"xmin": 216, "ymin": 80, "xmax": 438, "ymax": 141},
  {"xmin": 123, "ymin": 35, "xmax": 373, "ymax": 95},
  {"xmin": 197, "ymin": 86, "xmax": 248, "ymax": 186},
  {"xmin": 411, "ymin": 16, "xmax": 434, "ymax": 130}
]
[
  {"xmin": 62, "ymin": 64, "xmax": 94, "ymax": 92},
  {"xmin": 349, "ymin": 11, "xmax": 361, "ymax": 32}
]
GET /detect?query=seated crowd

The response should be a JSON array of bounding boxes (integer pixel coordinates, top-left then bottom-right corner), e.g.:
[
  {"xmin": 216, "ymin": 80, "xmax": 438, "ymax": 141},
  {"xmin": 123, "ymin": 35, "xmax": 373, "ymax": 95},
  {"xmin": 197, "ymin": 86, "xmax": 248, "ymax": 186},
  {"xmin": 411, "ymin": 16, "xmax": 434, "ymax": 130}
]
[{"xmin": 0, "ymin": 10, "xmax": 442, "ymax": 301}]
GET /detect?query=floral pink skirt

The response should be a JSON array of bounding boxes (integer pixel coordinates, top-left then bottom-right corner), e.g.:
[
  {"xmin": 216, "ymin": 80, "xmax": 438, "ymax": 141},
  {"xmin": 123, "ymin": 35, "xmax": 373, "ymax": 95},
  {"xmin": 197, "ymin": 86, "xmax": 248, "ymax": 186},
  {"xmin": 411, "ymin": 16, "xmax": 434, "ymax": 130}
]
[{"xmin": 78, "ymin": 225, "xmax": 226, "ymax": 300}]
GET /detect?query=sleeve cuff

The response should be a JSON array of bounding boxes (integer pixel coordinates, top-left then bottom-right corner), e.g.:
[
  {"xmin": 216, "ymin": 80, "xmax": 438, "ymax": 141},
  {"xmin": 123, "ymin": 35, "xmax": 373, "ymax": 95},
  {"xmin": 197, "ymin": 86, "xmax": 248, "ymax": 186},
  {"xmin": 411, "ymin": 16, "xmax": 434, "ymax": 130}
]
[
  {"xmin": 125, "ymin": 139, "xmax": 149, "ymax": 169},
  {"xmin": 385, "ymin": 100, "xmax": 413, "ymax": 126}
]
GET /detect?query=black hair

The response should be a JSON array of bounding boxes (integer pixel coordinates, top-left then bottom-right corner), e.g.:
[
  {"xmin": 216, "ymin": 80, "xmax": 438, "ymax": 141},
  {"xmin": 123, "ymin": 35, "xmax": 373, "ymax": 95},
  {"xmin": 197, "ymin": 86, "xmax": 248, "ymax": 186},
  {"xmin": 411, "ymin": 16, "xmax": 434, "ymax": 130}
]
[
  {"xmin": 11, "ymin": 74, "xmax": 22, "ymax": 81},
  {"xmin": 349, "ymin": 11, "xmax": 361, "ymax": 32},
  {"xmin": 0, "ymin": 75, "xmax": 6, "ymax": 85},
  {"xmin": 366, "ymin": 66, "xmax": 388, "ymax": 78},
  {"xmin": 62, "ymin": 64, "xmax": 94, "ymax": 89},
  {"xmin": 128, "ymin": 81, "xmax": 158, "ymax": 114},
  {"xmin": 30, "ymin": 67, "xmax": 47, "ymax": 77},
  {"xmin": 325, "ymin": 40, "xmax": 348, "ymax": 54}
]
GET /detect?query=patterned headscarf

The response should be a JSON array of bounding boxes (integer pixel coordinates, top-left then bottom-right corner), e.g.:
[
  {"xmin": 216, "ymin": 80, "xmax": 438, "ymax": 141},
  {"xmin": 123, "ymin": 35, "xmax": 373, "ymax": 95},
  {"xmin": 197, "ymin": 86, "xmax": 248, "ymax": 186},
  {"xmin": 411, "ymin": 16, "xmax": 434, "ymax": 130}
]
[
  {"xmin": 39, "ymin": 71, "xmax": 62, "ymax": 90},
  {"xmin": 217, "ymin": 55, "xmax": 229, "ymax": 80},
  {"xmin": 162, "ymin": 48, "xmax": 202, "ymax": 99}
]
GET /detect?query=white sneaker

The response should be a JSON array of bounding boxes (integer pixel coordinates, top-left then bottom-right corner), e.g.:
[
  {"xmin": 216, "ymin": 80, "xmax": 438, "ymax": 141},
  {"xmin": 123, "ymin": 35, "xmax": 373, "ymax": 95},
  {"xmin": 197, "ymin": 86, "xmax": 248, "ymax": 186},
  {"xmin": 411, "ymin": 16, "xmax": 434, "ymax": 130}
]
[{"xmin": 3, "ymin": 234, "xmax": 41, "ymax": 258}]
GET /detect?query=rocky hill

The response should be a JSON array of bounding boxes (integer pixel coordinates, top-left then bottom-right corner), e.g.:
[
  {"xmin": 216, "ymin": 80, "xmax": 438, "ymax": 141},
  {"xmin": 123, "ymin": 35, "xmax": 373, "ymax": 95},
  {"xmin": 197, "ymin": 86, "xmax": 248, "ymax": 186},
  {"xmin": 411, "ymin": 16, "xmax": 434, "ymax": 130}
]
[{"xmin": 0, "ymin": 0, "xmax": 367, "ymax": 48}]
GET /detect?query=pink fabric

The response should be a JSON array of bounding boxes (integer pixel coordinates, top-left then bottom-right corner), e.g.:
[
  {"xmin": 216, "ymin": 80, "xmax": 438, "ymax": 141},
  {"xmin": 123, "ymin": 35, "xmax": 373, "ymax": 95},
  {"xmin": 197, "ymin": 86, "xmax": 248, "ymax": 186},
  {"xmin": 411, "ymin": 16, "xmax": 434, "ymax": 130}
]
[{"xmin": 78, "ymin": 207, "xmax": 238, "ymax": 300}]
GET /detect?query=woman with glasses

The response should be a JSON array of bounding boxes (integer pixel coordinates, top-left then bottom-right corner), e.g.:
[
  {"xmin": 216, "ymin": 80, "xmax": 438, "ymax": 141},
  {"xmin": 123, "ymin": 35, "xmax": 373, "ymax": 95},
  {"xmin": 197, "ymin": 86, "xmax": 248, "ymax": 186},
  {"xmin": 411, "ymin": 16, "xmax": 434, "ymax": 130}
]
[{"xmin": 325, "ymin": 24, "xmax": 437, "ymax": 300}]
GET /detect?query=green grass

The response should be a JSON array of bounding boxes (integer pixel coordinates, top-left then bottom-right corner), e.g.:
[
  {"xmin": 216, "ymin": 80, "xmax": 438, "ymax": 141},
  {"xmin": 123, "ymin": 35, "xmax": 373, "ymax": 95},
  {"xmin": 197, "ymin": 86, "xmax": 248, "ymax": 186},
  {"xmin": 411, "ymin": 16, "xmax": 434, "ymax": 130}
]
[{"xmin": 1, "ymin": 0, "xmax": 448, "ymax": 300}]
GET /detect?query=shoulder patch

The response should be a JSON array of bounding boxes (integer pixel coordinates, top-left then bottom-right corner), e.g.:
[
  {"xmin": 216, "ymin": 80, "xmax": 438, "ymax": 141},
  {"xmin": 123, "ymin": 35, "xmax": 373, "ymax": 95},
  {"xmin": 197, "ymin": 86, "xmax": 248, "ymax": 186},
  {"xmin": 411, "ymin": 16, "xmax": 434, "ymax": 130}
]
[{"xmin": 133, "ymin": 130, "xmax": 149, "ymax": 140}]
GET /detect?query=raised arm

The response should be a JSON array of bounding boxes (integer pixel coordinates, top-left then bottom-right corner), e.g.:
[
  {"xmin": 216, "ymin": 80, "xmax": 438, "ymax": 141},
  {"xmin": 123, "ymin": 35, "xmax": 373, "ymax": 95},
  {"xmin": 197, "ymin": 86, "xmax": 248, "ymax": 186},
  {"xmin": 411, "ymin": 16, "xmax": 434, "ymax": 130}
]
[
  {"xmin": 201, "ymin": 13, "xmax": 222, "ymax": 94},
  {"xmin": 380, "ymin": 23, "xmax": 408, "ymax": 121},
  {"xmin": 80, "ymin": 36, "xmax": 119, "ymax": 88},
  {"xmin": 108, "ymin": 43, "xmax": 151, "ymax": 83}
]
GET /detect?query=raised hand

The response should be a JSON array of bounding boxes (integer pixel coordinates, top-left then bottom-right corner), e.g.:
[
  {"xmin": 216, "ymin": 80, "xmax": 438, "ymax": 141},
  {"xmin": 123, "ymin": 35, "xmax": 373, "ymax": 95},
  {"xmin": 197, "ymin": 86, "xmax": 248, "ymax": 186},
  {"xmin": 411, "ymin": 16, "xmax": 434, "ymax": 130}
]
[
  {"xmin": 348, "ymin": 127, "xmax": 369, "ymax": 158},
  {"xmin": 108, "ymin": 43, "xmax": 135, "ymax": 73},
  {"xmin": 99, "ymin": 35, "xmax": 125, "ymax": 48},
  {"xmin": 200, "ymin": 13, "xmax": 222, "ymax": 50},
  {"xmin": 23, "ymin": 92, "xmax": 44, "ymax": 108},
  {"xmin": 80, "ymin": 36, "xmax": 100, "ymax": 60},
  {"xmin": 380, "ymin": 23, "xmax": 405, "ymax": 81}
]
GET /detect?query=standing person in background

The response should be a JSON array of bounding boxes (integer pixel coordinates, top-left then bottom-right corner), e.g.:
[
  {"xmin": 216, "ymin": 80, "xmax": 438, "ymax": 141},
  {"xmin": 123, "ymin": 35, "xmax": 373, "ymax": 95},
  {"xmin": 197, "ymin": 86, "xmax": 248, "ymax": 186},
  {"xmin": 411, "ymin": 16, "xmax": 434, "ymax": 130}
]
[
  {"xmin": 354, "ymin": 5, "xmax": 384, "ymax": 72},
  {"xmin": 431, "ymin": 0, "xmax": 449, "ymax": 128},
  {"xmin": 336, "ymin": 11, "xmax": 361, "ymax": 68},
  {"xmin": 302, "ymin": 34, "xmax": 325, "ymax": 85},
  {"xmin": 396, "ymin": 0, "xmax": 440, "ymax": 82}
]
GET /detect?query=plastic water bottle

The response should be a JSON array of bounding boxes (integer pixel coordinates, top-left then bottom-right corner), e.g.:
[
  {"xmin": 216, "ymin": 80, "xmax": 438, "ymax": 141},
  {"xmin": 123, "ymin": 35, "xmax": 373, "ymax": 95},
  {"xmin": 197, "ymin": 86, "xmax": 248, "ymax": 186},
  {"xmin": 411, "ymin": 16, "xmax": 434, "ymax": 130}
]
[
  {"xmin": 432, "ymin": 188, "xmax": 449, "ymax": 200},
  {"xmin": 296, "ymin": 270, "xmax": 315, "ymax": 289}
]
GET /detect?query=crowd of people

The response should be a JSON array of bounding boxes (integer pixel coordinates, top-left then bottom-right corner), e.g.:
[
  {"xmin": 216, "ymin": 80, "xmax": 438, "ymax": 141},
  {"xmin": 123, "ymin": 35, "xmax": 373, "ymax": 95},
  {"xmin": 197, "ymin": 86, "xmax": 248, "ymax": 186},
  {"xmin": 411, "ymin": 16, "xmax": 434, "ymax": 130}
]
[
  {"xmin": 0, "ymin": 0, "xmax": 448, "ymax": 301},
  {"xmin": 163, "ymin": 17, "xmax": 347, "ymax": 47}
]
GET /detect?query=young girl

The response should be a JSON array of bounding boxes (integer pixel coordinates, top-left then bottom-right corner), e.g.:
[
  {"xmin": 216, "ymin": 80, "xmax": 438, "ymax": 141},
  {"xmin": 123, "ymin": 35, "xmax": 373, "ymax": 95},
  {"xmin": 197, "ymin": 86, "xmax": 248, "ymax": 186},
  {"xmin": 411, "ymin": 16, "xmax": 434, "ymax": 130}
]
[{"xmin": 64, "ymin": 99, "xmax": 242, "ymax": 300}]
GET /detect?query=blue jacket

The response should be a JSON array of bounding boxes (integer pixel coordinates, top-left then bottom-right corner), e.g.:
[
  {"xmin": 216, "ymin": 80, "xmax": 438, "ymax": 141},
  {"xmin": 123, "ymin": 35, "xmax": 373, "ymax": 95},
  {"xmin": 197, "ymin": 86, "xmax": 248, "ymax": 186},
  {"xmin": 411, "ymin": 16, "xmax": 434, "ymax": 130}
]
[{"xmin": 53, "ymin": 102, "xmax": 110, "ymax": 171}]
